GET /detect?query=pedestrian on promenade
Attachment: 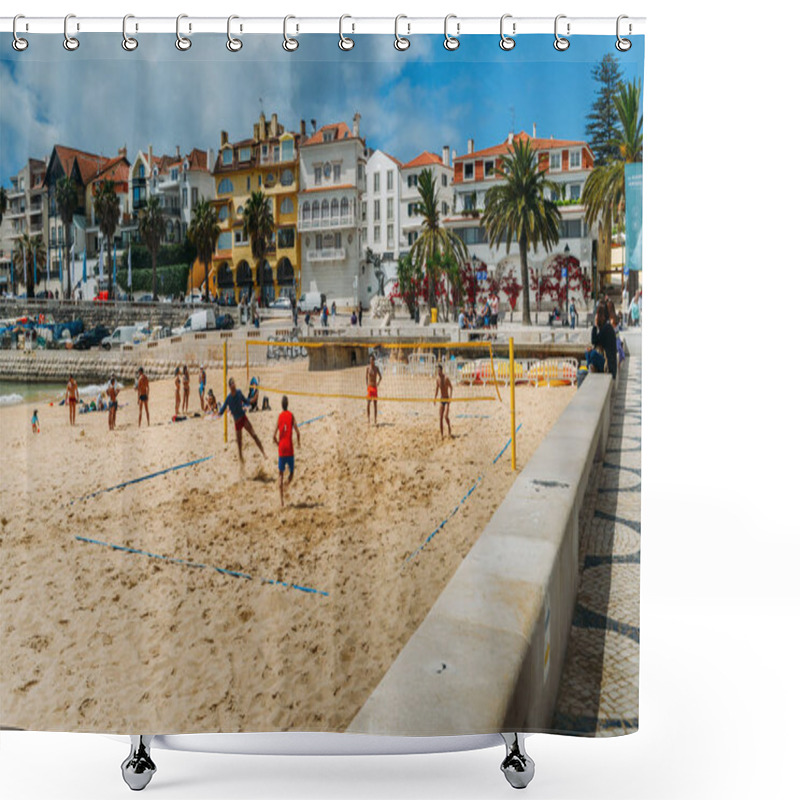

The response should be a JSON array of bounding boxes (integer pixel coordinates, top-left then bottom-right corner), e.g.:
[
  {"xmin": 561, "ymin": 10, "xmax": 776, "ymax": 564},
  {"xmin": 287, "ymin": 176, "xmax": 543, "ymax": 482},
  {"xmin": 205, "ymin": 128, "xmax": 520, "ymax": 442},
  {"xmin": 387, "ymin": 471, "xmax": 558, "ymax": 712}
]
[
  {"xmin": 358, "ymin": 302, "xmax": 363, "ymax": 327},
  {"xmin": 591, "ymin": 304, "xmax": 617, "ymax": 380},
  {"xmin": 569, "ymin": 300, "xmax": 577, "ymax": 329}
]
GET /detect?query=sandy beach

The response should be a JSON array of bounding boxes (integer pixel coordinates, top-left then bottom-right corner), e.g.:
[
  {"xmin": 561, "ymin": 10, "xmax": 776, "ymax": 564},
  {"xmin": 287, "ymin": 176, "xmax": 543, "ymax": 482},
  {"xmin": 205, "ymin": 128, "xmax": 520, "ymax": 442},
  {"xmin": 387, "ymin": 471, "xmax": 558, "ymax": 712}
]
[{"xmin": 0, "ymin": 360, "xmax": 574, "ymax": 733}]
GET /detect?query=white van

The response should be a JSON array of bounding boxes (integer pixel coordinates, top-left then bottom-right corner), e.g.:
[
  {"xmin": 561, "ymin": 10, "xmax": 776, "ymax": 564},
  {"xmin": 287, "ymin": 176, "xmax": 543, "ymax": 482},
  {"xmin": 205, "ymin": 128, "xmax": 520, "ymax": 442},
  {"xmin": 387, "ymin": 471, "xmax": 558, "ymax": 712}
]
[
  {"xmin": 175, "ymin": 309, "xmax": 216, "ymax": 335},
  {"xmin": 101, "ymin": 326, "xmax": 141, "ymax": 349},
  {"xmin": 298, "ymin": 291, "xmax": 326, "ymax": 313}
]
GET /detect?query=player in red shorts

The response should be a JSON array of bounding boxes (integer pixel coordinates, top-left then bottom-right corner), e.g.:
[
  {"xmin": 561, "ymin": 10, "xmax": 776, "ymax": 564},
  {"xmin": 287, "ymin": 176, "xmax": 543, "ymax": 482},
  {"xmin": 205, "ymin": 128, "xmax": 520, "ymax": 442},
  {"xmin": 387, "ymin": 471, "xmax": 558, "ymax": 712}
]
[
  {"xmin": 273, "ymin": 395, "xmax": 300, "ymax": 507},
  {"xmin": 365, "ymin": 353, "xmax": 382, "ymax": 426},
  {"xmin": 218, "ymin": 377, "xmax": 267, "ymax": 463}
]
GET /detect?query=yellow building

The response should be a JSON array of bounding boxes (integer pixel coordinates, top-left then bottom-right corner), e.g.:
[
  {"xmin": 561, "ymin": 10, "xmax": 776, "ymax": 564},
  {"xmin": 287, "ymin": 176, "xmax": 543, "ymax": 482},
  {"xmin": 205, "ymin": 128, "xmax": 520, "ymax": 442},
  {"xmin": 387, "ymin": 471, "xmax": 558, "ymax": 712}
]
[{"xmin": 210, "ymin": 112, "xmax": 305, "ymax": 303}]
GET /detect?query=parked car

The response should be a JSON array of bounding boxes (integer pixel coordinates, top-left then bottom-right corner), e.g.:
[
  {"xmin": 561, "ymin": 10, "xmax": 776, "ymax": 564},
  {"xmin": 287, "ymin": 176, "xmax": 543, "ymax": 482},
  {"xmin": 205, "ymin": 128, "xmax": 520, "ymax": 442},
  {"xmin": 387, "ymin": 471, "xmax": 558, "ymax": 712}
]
[
  {"xmin": 270, "ymin": 297, "xmax": 292, "ymax": 311},
  {"xmin": 73, "ymin": 325, "xmax": 110, "ymax": 350},
  {"xmin": 175, "ymin": 310, "xmax": 215, "ymax": 335},
  {"xmin": 101, "ymin": 325, "xmax": 141, "ymax": 349},
  {"xmin": 298, "ymin": 291, "xmax": 325, "ymax": 313},
  {"xmin": 137, "ymin": 294, "xmax": 154, "ymax": 303},
  {"xmin": 215, "ymin": 313, "xmax": 235, "ymax": 330}
]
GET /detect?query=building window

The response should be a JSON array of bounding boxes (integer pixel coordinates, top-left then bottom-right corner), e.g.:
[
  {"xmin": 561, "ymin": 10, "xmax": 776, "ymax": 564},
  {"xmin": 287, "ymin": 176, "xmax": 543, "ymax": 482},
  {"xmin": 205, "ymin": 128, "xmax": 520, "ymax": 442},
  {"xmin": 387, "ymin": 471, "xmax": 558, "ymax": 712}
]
[
  {"xmin": 442, "ymin": 174, "xmax": 448, "ymax": 187},
  {"xmin": 302, "ymin": 202, "xmax": 310, "ymax": 222},
  {"xmin": 484, "ymin": 161, "xmax": 494, "ymax": 176},
  {"xmin": 550, "ymin": 152, "xmax": 562, "ymax": 170},
  {"xmin": 222, "ymin": 149, "xmax": 233, "ymax": 165},
  {"xmin": 246, "ymin": 176, "xmax": 251, "ymax": 192},
  {"xmin": 331, "ymin": 198, "xmax": 339, "ymax": 219},
  {"xmin": 219, "ymin": 206, "xmax": 229, "ymax": 221},
  {"xmin": 279, "ymin": 196, "xmax": 293, "ymax": 215},
  {"xmin": 324, "ymin": 162, "xmax": 332, "ymax": 180},
  {"xmin": 182, "ymin": 188, "xmax": 188, "ymax": 208},
  {"xmin": 321, "ymin": 200, "xmax": 329, "ymax": 220},
  {"xmin": 407, "ymin": 203, "xmax": 416, "ymax": 217},
  {"xmin": 407, "ymin": 174, "xmax": 418, "ymax": 188},
  {"xmin": 218, "ymin": 178, "xmax": 233, "ymax": 194},
  {"xmin": 387, "ymin": 224, "xmax": 394, "ymax": 242},
  {"xmin": 387, "ymin": 171, "xmax": 393, "ymax": 191},
  {"xmin": 358, "ymin": 164, "xmax": 365, "ymax": 182},
  {"xmin": 374, "ymin": 200, "xmax": 380, "ymax": 221},
  {"xmin": 341, "ymin": 197, "xmax": 349, "ymax": 218},
  {"xmin": 261, "ymin": 145, "xmax": 269, "ymax": 161},
  {"xmin": 239, "ymin": 147, "xmax": 250, "ymax": 162},
  {"xmin": 217, "ymin": 231, "xmax": 232, "ymax": 249},
  {"xmin": 463, "ymin": 194, "xmax": 475, "ymax": 212},
  {"xmin": 454, "ymin": 226, "xmax": 487, "ymax": 246},
  {"xmin": 569, "ymin": 183, "xmax": 581, "ymax": 201},
  {"xmin": 171, "ymin": 169, "xmax": 178, "ymax": 181},
  {"xmin": 464, "ymin": 163, "xmax": 474, "ymax": 180},
  {"xmin": 559, "ymin": 219, "xmax": 582, "ymax": 239},
  {"xmin": 280, "ymin": 139, "xmax": 294, "ymax": 162},
  {"xmin": 387, "ymin": 198, "xmax": 394, "ymax": 220},
  {"xmin": 323, "ymin": 130, "xmax": 335, "ymax": 143},
  {"xmin": 312, "ymin": 200, "xmax": 320, "ymax": 221},
  {"xmin": 333, "ymin": 164, "xmax": 341, "ymax": 181},
  {"xmin": 361, "ymin": 201, "xmax": 367, "ymax": 222},
  {"xmin": 570, "ymin": 150, "xmax": 581, "ymax": 169},
  {"xmin": 137, "ymin": 164, "xmax": 145, "ymax": 178},
  {"xmin": 314, "ymin": 166, "xmax": 322, "ymax": 185},
  {"xmin": 280, "ymin": 169, "xmax": 293, "ymax": 186},
  {"xmin": 315, "ymin": 234, "xmax": 322, "ymax": 250},
  {"xmin": 335, "ymin": 232, "xmax": 342, "ymax": 249},
  {"xmin": 373, "ymin": 225, "xmax": 380, "ymax": 243},
  {"xmin": 258, "ymin": 174, "xmax": 262, "ymax": 187},
  {"xmin": 191, "ymin": 187, "xmax": 198, "ymax": 208},
  {"xmin": 374, "ymin": 172, "xmax": 380, "ymax": 192},
  {"xmin": 441, "ymin": 201, "xmax": 449, "ymax": 216},
  {"xmin": 278, "ymin": 227, "xmax": 295, "ymax": 249}
]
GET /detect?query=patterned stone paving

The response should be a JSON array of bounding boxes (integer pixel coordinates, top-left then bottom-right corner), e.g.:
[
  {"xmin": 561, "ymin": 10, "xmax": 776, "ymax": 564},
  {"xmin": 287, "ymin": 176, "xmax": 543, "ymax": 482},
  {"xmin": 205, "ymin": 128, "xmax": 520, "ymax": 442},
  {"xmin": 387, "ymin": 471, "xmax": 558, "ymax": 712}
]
[{"xmin": 551, "ymin": 355, "xmax": 641, "ymax": 736}]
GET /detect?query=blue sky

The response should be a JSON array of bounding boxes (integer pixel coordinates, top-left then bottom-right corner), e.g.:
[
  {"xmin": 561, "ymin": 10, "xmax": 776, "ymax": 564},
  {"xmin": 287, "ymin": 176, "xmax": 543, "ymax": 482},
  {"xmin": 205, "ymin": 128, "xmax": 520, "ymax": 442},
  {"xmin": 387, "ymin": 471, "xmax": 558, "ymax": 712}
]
[{"xmin": 0, "ymin": 34, "xmax": 643, "ymax": 183}]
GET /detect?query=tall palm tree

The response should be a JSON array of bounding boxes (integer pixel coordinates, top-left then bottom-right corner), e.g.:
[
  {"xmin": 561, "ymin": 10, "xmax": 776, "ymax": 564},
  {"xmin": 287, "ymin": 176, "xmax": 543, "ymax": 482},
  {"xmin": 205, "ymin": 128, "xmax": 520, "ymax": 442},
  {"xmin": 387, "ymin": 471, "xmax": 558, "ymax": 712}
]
[
  {"xmin": 242, "ymin": 190, "xmax": 274, "ymax": 301},
  {"xmin": 94, "ymin": 179, "xmax": 120, "ymax": 293},
  {"xmin": 13, "ymin": 233, "xmax": 46, "ymax": 298},
  {"xmin": 582, "ymin": 79, "xmax": 643, "ymax": 286},
  {"xmin": 138, "ymin": 197, "xmax": 166, "ymax": 300},
  {"xmin": 55, "ymin": 176, "xmax": 79, "ymax": 300},
  {"xmin": 410, "ymin": 168, "xmax": 468, "ymax": 311},
  {"xmin": 187, "ymin": 199, "xmax": 220, "ymax": 303},
  {"xmin": 482, "ymin": 137, "xmax": 562, "ymax": 326},
  {"xmin": 0, "ymin": 186, "xmax": 7, "ymax": 226}
]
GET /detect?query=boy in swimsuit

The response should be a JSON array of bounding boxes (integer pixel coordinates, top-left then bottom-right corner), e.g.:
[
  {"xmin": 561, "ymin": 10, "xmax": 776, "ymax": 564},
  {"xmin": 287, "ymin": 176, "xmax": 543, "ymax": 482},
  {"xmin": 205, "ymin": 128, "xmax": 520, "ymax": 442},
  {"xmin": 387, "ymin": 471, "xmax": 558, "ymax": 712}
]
[
  {"xmin": 218, "ymin": 377, "xmax": 267, "ymax": 463},
  {"xmin": 365, "ymin": 353, "xmax": 382, "ymax": 426},
  {"xmin": 434, "ymin": 363, "xmax": 453, "ymax": 439},
  {"xmin": 31, "ymin": 409, "xmax": 40, "ymax": 433},
  {"xmin": 136, "ymin": 367, "xmax": 150, "ymax": 427},
  {"xmin": 65, "ymin": 375, "xmax": 79, "ymax": 426},
  {"xmin": 107, "ymin": 374, "xmax": 121, "ymax": 431},
  {"xmin": 273, "ymin": 395, "xmax": 300, "ymax": 507},
  {"xmin": 198, "ymin": 365, "xmax": 207, "ymax": 411}
]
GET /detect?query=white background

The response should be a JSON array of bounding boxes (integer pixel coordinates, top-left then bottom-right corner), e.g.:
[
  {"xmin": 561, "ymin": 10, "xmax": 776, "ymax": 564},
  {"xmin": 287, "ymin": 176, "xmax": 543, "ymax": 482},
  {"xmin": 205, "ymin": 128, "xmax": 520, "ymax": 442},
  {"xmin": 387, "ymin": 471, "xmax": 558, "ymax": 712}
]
[{"xmin": 2, "ymin": 1, "xmax": 798, "ymax": 798}]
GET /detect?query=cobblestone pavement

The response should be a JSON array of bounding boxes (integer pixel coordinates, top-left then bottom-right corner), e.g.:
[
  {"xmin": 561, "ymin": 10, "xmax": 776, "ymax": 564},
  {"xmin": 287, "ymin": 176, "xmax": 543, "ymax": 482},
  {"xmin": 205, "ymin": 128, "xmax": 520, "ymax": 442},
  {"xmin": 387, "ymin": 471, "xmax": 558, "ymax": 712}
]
[{"xmin": 551, "ymin": 351, "xmax": 641, "ymax": 736}]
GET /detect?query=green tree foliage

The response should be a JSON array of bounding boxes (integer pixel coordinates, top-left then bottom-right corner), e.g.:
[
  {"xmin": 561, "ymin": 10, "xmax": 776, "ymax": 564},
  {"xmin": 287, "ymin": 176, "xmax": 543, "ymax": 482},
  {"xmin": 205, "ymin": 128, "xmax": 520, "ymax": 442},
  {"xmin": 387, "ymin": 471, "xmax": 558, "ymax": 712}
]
[
  {"xmin": 138, "ymin": 197, "xmax": 166, "ymax": 300},
  {"xmin": 188, "ymin": 199, "xmax": 220, "ymax": 303},
  {"xmin": 13, "ymin": 233, "xmax": 46, "ymax": 298},
  {"xmin": 55, "ymin": 176, "xmax": 79, "ymax": 299},
  {"xmin": 94, "ymin": 180, "xmax": 120, "ymax": 292},
  {"xmin": 585, "ymin": 54, "xmax": 624, "ymax": 167}
]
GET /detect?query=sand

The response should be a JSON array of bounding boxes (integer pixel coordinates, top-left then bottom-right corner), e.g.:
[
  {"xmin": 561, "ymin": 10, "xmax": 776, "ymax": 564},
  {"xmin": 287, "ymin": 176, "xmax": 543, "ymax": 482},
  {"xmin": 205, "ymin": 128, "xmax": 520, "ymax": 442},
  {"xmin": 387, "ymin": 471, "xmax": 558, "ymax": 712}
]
[{"xmin": 0, "ymin": 362, "xmax": 574, "ymax": 733}]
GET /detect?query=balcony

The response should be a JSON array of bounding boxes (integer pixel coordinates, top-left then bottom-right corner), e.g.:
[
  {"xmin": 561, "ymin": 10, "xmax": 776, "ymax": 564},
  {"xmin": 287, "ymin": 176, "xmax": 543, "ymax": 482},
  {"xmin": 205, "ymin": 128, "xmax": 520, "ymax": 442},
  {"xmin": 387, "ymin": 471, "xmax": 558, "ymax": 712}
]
[
  {"xmin": 298, "ymin": 213, "xmax": 356, "ymax": 232},
  {"xmin": 307, "ymin": 248, "xmax": 346, "ymax": 262}
]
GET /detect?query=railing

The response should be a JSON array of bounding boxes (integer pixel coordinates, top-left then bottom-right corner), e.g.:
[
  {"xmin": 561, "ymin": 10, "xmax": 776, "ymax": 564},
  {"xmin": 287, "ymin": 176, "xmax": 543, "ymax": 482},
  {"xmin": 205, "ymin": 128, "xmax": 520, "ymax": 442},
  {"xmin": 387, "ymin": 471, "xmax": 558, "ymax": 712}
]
[
  {"xmin": 297, "ymin": 214, "xmax": 356, "ymax": 232},
  {"xmin": 307, "ymin": 248, "xmax": 346, "ymax": 262}
]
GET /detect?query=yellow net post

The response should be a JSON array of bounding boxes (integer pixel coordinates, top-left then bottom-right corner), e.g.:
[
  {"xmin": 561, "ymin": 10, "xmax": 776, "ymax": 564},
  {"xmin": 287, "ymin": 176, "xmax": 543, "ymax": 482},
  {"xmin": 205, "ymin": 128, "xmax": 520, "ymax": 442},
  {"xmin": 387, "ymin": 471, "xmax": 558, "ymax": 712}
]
[
  {"xmin": 509, "ymin": 337, "xmax": 516, "ymax": 471},
  {"xmin": 223, "ymin": 340, "xmax": 228, "ymax": 444}
]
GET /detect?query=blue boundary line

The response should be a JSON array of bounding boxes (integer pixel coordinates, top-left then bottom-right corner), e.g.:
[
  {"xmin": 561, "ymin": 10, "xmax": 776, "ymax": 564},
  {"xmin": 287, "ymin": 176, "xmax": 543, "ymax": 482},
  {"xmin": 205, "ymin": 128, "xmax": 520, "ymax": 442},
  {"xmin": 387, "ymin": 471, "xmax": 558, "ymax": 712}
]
[
  {"xmin": 405, "ymin": 423, "xmax": 523, "ymax": 562},
  {"xmin": 74, "ymin": 536, "xmax": 329, "ymax": 597}
]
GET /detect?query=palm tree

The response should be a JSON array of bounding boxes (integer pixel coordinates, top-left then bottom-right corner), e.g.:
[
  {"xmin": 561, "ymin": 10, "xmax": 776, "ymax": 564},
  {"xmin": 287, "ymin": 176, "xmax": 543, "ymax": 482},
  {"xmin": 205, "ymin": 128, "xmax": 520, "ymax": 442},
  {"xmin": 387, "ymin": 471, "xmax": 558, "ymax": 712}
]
[
  {"xmin": 13, "ymin": 233, "xmax": 46, "ymax": 298},
  {"xmin": 138, "ymin": 197, "xmax": 166, "ymax": 300},
  {"xmin": 55, "ymin": 176, "xmax": 79, "ymax": 299},
  {"xmin": 410, "ymin": 169, "xmax": 468, "ymax": 311},
  {"xmin": 482, "ymin": 137, "xmax": 562, "ymax": 326},
  {"xmin": 582, "ymin": 79, "xmax": 643, "ymax": 288},
  {"xmin": 94, "ymin": 179, "xmax": 120, "ymax": 294},
  {"xmin": 187, "ymin": 199, "xmax": 220, "ymax": 303},
  {"xmin": 242, "ymin": 190, "xmax": 274, "ymax": 302},
  {"xmin": 0, "ymin": 186, "xmax": 7, "ymax": 226}
]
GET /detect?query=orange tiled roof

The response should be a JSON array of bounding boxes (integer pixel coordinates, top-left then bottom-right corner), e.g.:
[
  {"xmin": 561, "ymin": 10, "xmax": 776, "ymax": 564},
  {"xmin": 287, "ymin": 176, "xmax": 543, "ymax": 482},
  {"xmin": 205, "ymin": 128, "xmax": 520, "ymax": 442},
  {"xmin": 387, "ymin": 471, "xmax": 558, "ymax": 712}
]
[
  {"xmin": 185, "ymin": 148, "xmax": 209, "ymax": 171},
  {"xmin": 303, "ymin": 122, "xmax": 353, "ymax": 146},
  {"xmin": 402, "ymin": 151, "xmax": 445, "ymax": 169},
  {"xmin": 54, "ymin": 145, "xmax": 110, "ymax": 184},
  {"xmin": 454, "ymin": 131, "xmax": 588, "ymax": 161}
]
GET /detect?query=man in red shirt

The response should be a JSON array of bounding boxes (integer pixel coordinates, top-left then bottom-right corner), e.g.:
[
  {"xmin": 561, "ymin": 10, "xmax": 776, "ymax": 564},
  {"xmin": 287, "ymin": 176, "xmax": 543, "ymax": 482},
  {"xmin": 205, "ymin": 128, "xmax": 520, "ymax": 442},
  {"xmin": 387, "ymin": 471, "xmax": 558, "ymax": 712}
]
[{"xmin": 273, "ymin": 395, "xmax": 300, "ymax": 507}]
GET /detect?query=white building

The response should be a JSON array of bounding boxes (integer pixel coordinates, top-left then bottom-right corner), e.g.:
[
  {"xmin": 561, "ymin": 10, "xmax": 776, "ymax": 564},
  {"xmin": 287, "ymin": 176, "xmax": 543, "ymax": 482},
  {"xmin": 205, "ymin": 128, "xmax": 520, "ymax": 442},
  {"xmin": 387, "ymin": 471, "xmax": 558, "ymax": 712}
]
[
  {"xmin": 298, "ymin": 115, "xmax": 368, "ymax": 307},
  {"xmin": 400, "ymin": 148, "xmax": 454, "ymax": 252},
  {"xmin": 363, "ymin": 149, "xmax": 403, "ymax": 286},
  {"xmin": 445, "ymin": 129, "xmax": 596, "ymax": 301}
]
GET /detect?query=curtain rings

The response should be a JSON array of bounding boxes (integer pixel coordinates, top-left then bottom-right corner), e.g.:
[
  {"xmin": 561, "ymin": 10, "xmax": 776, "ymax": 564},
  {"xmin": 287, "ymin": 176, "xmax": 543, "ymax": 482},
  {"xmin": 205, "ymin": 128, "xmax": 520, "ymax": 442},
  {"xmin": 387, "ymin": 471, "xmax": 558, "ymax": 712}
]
[
  {"xmin": 616, "ymin": 15, "xmax": 632, "ymax": 51},
  {"xmin": 499, "ymin": 14, "xmax": 515, "ymax": 51},
  {"xmin": 283, "ymin": 16, "xmax": 299, "ymax": 51},
  {"xmin": 63, "ymin": 14, "xmax": 79, "ymax": 51},
  {"xmin": 339, "ymin": 15, "xmax": 354, "ymax": 50},
  {"xmin": 394, "ymin": 15, "xmax": 410, "ymax": 51},
  {"xmin": 554, "ymin": 14, "xmax": 570, "ymax": 51},
  {"xmin": 444, "ymin": 14, "xmax": 460, "ymax": 51},
  {"xmin": 175, "ymin": 14, "xmax": 192, "ymax": 51},
  {"xmin": 227, "ymin": 15, "xmax": 242, "ymax": 51},
  {"xmin": 12, "ymin": 15, "xmax": 29, "ymax": 52},
  {"xmin": 122, "ymin": 14, "xmax": 138, "ymax": 51}
]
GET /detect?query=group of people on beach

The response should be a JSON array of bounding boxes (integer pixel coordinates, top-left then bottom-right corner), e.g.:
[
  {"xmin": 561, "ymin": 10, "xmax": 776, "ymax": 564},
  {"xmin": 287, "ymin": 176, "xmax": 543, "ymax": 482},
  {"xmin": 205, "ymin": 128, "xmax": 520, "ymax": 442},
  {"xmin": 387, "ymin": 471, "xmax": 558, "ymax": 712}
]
[{"xmin": 458, "ymin": 293, "xmax": 501, "ymax": 333}]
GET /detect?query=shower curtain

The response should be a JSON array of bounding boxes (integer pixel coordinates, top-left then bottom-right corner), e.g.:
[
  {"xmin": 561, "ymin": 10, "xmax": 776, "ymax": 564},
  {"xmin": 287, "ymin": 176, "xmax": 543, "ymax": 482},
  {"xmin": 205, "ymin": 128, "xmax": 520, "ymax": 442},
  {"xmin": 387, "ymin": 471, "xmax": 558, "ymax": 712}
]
[{"xmin": 0, "ymin": 28, "xmax": 644, "ymax": 738}]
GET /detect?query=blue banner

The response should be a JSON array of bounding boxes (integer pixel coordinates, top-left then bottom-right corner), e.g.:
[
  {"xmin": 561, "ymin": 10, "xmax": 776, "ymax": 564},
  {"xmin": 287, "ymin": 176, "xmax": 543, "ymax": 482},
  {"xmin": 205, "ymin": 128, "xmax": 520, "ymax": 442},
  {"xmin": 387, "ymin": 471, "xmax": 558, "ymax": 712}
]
[{"xmin": 625, "ymin": 162, "xmax": 643, "ymax": 272}]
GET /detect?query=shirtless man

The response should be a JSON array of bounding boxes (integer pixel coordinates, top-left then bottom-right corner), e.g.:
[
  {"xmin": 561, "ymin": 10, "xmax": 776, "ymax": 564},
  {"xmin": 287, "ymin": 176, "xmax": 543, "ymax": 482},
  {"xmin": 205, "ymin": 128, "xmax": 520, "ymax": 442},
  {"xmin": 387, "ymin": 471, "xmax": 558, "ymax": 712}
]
[
  {"xmin": 365, "ymin": 353, "xmax": 382, "ymax": 426},
  {"xmin": 65, "ymin": 374, "xmax": 79, "ymax": 426},
  {"xmin": 136, "ymin": 367, "xmax": 150, "ymax": 427},
  {"xmin": 434, "ymin": 363, "xmax": 453, "ymax": 439},
  {"xmin": 218, "ymin": 377, "xmax": 267, "ymax": 463},
  {"xmin": 107, "ymin": 374, "xmax": 121, "ymax": 431}
]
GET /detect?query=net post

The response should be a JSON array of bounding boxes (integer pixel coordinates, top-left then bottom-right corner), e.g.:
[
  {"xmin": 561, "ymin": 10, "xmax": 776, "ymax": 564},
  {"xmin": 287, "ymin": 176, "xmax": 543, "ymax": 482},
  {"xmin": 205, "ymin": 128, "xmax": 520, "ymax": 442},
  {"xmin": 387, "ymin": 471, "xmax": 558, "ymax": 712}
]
[
  {"xmin": 509, "ymin": 337, "xmax": 516, "ymax": 471},
  {"xmin": 223, "ymin": 340, "xmax": 228, "ymax": 444}
]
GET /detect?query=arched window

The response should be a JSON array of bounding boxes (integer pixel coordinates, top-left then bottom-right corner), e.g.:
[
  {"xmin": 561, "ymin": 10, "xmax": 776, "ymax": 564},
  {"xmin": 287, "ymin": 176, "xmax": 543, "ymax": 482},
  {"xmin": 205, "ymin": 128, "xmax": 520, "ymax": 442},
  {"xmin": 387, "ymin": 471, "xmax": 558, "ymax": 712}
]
[
  {"xmin": 280, "ymin": 169, "xmax": 293, "ymax": 186},
  {"xmin": 302, "ymin": 202, "xmax": 310, "ymax": 222},
  {"xmin": 218, "ymin": 206, "xmax": 229, "ymax": 221},
  {"xmin": 340, "ymin": 197, "xmax": 349, "ymax": 218},
  {"xmin": 321, "ymin": 200, "xmax": 329, "ymax": 220},
  {"xmin": 218, "ymin": 178, "xmax": 233, "ymax": 194},
  {"xmin": 280, "ymin": 197, "xmax": 294, "ymax": 215},
  {"xmin": 330, "ymin": 198, "xmax": 339, "ymax": 220},
  {"xmin": 312, "ymin": 200, "xmax": 320, "ymax": 221}
]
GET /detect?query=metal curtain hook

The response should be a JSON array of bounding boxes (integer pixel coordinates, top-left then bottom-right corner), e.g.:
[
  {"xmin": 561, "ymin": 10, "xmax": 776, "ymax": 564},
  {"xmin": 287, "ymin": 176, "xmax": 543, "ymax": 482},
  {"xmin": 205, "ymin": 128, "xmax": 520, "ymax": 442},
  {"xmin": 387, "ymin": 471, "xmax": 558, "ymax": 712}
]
[
  {"xmin": 283, "ymin": 15, "xmax": 299, "ymax": 51},
  {"xmin": 500, "ymin": 14, "xmax": 515, "ymax": 51},
  {"xmin": 227, "ymin": 15, "xmax": 242, "ymax": 51},
  {"xmin": 554, "ymin": 14, "xmax": 570, "ymax": 51},
  {"xmin": 122, "ymin": 14, "xmax": 138, "ymax": 51},
  {"xmin": 12, "ymin": 14, "xmax": 29, "ymax": 51},
  {"xmin": 339, "ymin": 15, "xmax": 354, "ymax": 50},
  {"xmin": 394, "ymin": 15, "xmax": 410, "ymax": 51},
  {"xmin": 444, "ymin": 14, "xmax": 460, "ymax": 51},
  {"xmin": 616, "ymin": 15, "xmax": 632, "ymax": 51},
  {"xmin": 63, "ymin": 14, "xmax": 79, "ymax": 51},
  {"xmin": 176, "ymin": 14, "xmax": 191, "ymax": 51}
]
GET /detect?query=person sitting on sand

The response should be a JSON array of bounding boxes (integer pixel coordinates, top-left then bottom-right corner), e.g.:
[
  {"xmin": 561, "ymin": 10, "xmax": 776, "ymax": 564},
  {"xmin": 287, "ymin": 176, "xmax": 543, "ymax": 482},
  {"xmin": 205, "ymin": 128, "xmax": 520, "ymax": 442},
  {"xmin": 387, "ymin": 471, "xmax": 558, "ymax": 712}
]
[
  {"xmin": 247, "ymin": 377, "xmax": 260, "ymax": 412},
  {"xmin": 182, "ymin": 365, "xmax": 190, "ymax": 413},
  {"xmin": 198, "ymin": 365, "xmax": 207, "ymax": 412},
  {"xmin": 273, "ymin": 395, "xmax": 300, "ymax": 508},
  {"xmin": 107, "ymin": 375, "xmax": 121, "ymax": 431},
  {"xmin": 366, "ymin": 353, "xmax": 382, "ymax": 426},
  {"xmin": 31, "ymin": 409, "xmax": 40, "ymax": 433},
  {"xmin": 205, "ymin": 388, "xmax": 219, "ymax": 415},
  {"xmin": 218, "ymin": 377, "xmax": 267, "ymax": 463},
  {"xmin": 65, "ymin": 375, "xmax": 79, "ymax": 426},
  {"xmin": 434, "ymin": 363, "xmax": 453, "ymax": 439},
  {"xmin": 136, "ymin": 367, "xmax": 150, "ymax": 427}
]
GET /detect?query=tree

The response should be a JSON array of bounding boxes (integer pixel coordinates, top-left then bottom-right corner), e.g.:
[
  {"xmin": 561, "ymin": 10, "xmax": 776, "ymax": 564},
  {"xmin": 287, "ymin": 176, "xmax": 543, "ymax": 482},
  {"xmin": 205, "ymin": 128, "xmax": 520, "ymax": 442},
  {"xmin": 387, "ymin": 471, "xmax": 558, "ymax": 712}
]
[
  {"xmin": 410, "ymin": 169, "xmax": 468, "ymax": 310},
  {"xmin": 583, "ymin": 79, "xmax": 643, "ymax": 290},
  {"xmin": 585, "ymin": 53, "xmax": 624, "ymax": 167},
  {"xmin": 482, "ymin": 137, "xmax": 562, "ymax": 326},
  {"xmin": 13, "ymin": 233, "xmax": 46, "ymax": 298},
  {"xmin": 187, "ymin": 199, "xmax": 220, "ymax": 303},
  {"xmin": 500, "ymin": 269, "xmax": 522, "ymax": 322},
  {"xmin": 94, "ymin": 180, "xmax": 120, "ymax": 294},
  {"xmin": 55, "ymin": 176, "xmax": 79, "ymax": 299},
  {"xmin": 138, "ymin": 197, "xmax": 166, "ymax": 300},
  {"xmin": 0, "ymin": 186, "xmax": 7, "ymax": 226},
  {"xmin": 393, "ymin": 254, "xmax": 423, "ymax": 317},
  {"xmin": 243, "ymin": 190, "xmax": 274, "ymax": 301}
]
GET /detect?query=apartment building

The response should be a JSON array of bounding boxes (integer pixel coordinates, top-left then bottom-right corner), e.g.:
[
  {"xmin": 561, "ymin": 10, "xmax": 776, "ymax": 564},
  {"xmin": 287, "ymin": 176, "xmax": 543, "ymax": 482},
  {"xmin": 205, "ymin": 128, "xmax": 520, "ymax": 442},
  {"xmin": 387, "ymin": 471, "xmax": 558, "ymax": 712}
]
[
  {"xmin": 400, "ymin": 148, "xmax": 454, "ymax": 252},
  {"xmin": 363, "ymin": 149, "xmax": 403, "ymax": 284}
]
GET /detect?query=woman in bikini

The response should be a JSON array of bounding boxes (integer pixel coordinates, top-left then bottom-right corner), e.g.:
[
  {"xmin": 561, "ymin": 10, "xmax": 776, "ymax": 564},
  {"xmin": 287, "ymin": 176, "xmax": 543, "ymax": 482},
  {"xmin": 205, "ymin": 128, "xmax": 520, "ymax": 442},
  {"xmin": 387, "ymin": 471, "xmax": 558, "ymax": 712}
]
[{"xmin": 174, "ymin": 367, "xmax": 181, "ymax": 417}]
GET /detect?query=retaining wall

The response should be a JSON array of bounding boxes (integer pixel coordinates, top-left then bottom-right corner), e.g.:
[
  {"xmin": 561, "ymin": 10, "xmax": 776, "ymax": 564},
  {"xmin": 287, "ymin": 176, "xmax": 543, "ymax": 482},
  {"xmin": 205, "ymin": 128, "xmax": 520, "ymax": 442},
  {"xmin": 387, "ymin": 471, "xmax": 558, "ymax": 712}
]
[{"xmin": 347, "ymin": 373, "xmax": 614, "ymax": 735}]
